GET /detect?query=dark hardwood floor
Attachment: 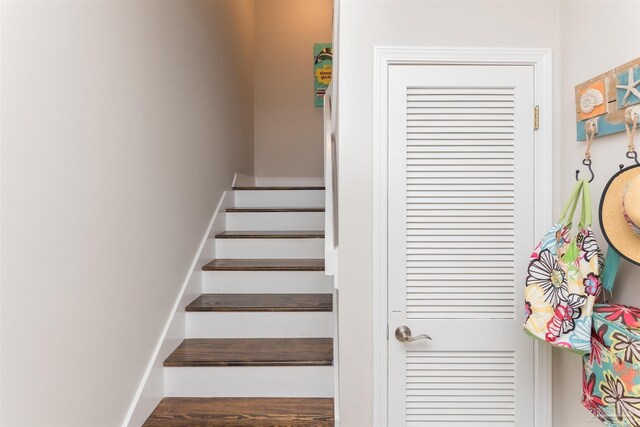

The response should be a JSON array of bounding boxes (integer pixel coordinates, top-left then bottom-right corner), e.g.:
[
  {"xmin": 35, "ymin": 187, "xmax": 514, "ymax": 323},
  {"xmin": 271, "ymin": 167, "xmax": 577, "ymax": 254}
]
[
  {"xmin": 164, "ymin": 338, "xmax": 333, "ymax": 367},
  {"xmin": 202, "ymin": 259, "xmax": 324, "ymax": 271},
  {"xmin": 232, "ymin": 186, "xmax": 325, "ymax": 191},
  {"xmin": 215, "ymin": 231, "xmax": 324, "ymax": 239},
  {"xmin": 186, "ymin": 294, "xmax": 332, "ymax": 312},
  {"xmin": 226, "ymin": 207, "xmax": 325, "ymax": 213},
  {"xmin": 143, "ymin": 397, "xmax": 334, "ymax": 427}
]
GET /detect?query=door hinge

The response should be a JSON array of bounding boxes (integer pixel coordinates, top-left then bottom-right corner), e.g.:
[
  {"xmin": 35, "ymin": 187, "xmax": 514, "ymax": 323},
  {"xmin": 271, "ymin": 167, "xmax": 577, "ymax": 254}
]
[
  {"xmin": 386, "ymin": 324, "xmax": 389, "ymax": 340},
  {"xmin": 534, "ymin": 105, "xmax": 540, "ymax": 130}
]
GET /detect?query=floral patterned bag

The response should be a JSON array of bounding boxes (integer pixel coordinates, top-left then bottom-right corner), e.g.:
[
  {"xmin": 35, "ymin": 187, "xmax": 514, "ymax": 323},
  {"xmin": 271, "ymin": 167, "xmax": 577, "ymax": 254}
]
[
  {"xmin": 582, "ymin": 304, "xmax": 640, "ymax": 426},
  {"xmin": 523, "ymin": 179, "xmax": 603, "ymax": 353}
]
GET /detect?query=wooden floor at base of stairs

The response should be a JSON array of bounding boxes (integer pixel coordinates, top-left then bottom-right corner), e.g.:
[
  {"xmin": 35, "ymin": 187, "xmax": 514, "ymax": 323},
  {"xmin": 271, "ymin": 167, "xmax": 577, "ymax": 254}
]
[{"xmin": 143, "ymin": 397, "xmax": 334, "ymax": 427}]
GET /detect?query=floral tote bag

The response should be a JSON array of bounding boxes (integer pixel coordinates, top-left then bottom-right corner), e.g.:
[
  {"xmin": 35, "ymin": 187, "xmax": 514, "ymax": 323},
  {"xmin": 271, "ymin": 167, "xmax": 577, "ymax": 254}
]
[
  {"xmin": 523, "ymin": 179, "xmax": 603, "ymax": 353},
  {"xmin": 582, "ymin": 304, "xmax": 640, "ymax": 426}
]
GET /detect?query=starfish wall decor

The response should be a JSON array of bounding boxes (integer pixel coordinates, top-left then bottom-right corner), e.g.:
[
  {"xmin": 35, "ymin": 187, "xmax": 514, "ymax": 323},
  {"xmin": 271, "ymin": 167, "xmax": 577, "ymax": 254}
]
[{"xmin": 616, "ymin": 67, "xmax": 640, "ymax": 107}]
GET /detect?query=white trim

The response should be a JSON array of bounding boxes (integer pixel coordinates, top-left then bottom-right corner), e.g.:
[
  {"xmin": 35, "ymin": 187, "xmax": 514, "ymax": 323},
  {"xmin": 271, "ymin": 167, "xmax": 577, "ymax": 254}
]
[
  {"xmin": 372, "ymin": 47, "xmax": 553, "ymax": 427},
  {"xmin": 332, "ymin": 286, "xmax": 340, "ymax": 427},
  {"xmin": 372, "ymin": 46, "xmax": 390, "ymax": 427},
  {"xmin": 532, "ymin": 48, "xmax": 554, "ymax": 427},
  {"xmin": 324, "ymin": 82, "xmax": 339, "ymax": 280},
  {"xmin": 331, "ymin": 1, "xmax": 340, "ymax": 422},
  {"xmin": 122, "ymin": 189, "xmax": 232, "ymax": 427}
]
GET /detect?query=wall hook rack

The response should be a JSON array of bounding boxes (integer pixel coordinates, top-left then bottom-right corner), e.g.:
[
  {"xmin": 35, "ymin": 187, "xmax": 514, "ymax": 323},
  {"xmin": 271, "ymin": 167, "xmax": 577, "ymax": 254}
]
[{"xmin": 575, "ymin": 57, "xmax": 640, "ymax": 141}]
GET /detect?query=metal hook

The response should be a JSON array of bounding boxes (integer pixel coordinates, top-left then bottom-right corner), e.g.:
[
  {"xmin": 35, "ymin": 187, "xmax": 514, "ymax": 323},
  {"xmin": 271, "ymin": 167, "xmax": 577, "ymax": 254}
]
[
  {"xmin": 626, "ymin": 150, "xmax": 640, "ymax": 165},
  {"xmin": 576, "ymin": 158, "xmax": 594, "ymax": 183}
]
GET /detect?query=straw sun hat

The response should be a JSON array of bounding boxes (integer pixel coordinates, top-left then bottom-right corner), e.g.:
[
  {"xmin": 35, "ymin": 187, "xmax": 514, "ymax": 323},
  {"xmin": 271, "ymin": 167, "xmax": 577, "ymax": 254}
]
[{"xmin": 600, "ymin": 164, "xmax": 640, "ymax": 266}]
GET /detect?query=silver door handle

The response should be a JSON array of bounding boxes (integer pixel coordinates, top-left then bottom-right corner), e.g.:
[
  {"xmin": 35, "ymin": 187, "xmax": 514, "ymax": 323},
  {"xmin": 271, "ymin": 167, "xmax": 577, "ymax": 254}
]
[{"xmin": 395, "ymin": 325, "xmax": 432, "ymax": 343}]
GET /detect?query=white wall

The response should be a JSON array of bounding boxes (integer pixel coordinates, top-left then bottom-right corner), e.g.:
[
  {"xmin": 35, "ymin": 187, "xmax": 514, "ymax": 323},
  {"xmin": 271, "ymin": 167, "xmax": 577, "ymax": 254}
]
[
  {"xmin": 253, "ymin": 0, "xmax": 333, "ymax": 178},
  {"xmin": 554, "ymin": 2, "xmax": 640, "ymax": 426},
  {"xmin": 336, "ymin": 1, "xmax": 562, "ymax": 425},
  {"xmin": 0, "ymin": 1, "xmax": 255, "ymax": 425}
]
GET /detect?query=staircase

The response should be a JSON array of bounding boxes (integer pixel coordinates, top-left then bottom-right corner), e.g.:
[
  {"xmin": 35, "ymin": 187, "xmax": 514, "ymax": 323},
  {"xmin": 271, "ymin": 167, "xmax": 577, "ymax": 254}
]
[{"xmin": 143, "ymin": 185, "xmax": 334, "ymax": 426}]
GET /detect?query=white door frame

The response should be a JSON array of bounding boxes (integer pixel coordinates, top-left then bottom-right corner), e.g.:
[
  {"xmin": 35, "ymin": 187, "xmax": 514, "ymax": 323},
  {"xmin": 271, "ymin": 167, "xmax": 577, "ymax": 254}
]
[{"xmin": 372, "ymin": 47, "xmax": 553, "ymax": 427}]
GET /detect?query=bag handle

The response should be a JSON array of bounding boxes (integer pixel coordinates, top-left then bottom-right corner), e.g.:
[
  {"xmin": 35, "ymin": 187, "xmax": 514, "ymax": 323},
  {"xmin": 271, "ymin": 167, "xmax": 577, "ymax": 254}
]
[
  {"xmin": 602, "ymin": 248, "xmax": 622, "ymax": 298},
  {"xmin": 559, "ymin": 180, "xmax": 584, "ymax": 225},
  {"xmin": 579, "ymin": 179, "xmax": 593, "ymax": 227}
]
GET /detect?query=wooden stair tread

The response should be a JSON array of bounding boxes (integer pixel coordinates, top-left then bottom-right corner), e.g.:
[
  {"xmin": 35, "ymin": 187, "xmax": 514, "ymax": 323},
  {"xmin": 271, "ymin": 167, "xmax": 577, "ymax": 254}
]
[
  {"xmin": 202, "ymin": 259, "xmax": 324, "ymax": 271},
  {"xmin": 232, "ymin": 186, "xmax": 325, "ymax": 190},
  {"xmin": 216, "ymin": 230, "xmax": 324, "ymax": 239},
  {"xmin": 226, "ymin": 207, "xmax": 325, "ymax": 213},
  {"xmin": 186, "ymin": 294, "xmax": 332, "ymax": 312},
  {"xmin": 143, "ymin": 397, "xmax": 334, "ymax": 426},
  {"xmin": 164, "ymin": 338, "xmax": 333, "ymax": 367}
]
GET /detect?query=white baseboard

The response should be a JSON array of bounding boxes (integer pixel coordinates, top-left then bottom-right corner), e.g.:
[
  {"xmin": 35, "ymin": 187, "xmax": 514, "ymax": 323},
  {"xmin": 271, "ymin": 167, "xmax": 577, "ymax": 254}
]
[
  {"xmin": 332, "ymin": 286, "xmax": 340, "ymax": 427},
  {"xmin": 122, "ymin": 189, "xmax": 232, "ymax": 427}
]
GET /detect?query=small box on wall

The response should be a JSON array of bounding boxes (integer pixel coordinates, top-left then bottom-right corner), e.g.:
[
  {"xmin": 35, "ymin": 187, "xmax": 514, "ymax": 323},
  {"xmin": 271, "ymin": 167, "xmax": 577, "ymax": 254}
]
[{"xmin": 314, "ymin": 43, "xmax": 332, "ymax": 107}]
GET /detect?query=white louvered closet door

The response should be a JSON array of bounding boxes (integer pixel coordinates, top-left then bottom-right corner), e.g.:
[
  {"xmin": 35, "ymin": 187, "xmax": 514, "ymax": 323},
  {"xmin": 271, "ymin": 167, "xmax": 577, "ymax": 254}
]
[{"xmin": 388, "ymin": 65, "xmax": 535, "ymax": 427}]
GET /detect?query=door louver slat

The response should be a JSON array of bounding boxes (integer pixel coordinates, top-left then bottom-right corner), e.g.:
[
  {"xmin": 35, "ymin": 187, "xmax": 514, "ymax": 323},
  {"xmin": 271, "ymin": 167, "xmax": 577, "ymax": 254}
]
[
  {"xmin": 406, "ymin": 350, "xmax": 516, "ymax": 426},
  {"xmin": 405, "ymin": 86, "xmax": 516, "ymax": 322}
]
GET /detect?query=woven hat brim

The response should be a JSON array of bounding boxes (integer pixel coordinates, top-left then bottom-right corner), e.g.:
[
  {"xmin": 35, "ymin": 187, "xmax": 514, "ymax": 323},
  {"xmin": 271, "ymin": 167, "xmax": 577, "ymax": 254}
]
[{"xmin": 599, "ymin": 164, "xmax": 640, "ymax": 266}]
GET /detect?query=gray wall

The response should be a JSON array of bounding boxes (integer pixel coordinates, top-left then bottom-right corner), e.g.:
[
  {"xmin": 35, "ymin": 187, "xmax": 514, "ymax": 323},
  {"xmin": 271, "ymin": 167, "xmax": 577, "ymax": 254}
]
[
  {"xmin": 0, "ymin": 1, "xmax": 255, "ymax": 425},
  {"xmin": 554, "ymin": 2, "xmax": 640, "ymax": 426},
  {"xmin": 253, "ymin": 0, "xmax": 333, "ymax": 178}
]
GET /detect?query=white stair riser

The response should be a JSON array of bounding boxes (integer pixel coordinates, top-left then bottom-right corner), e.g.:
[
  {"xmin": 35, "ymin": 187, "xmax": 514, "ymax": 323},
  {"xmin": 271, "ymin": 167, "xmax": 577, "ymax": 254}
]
[
  {"xmin": 186, "ymin": 312, "xmax": 333, "ymax": 338},
  {"xmin": 233, "ymin": 190, "xmax": 324, "ymax": 208},
  {"xmin": 254, "ymin": 178, "xmax": 324, "ymax": 187},
  {"xmin": 164, "ymin": 366, "xmax": 333, "ymax": 397},
  {"xmin": 202, "ymin": 271, "xmax": 331, "ymax": 293},
  {"xmin": 225, "ymin": 212, "xmax": 324, "ymax": 231},
  {"xmin": 215, "ymin": 238, "xmax": 324, "ymax": 259}
]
